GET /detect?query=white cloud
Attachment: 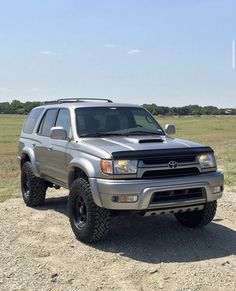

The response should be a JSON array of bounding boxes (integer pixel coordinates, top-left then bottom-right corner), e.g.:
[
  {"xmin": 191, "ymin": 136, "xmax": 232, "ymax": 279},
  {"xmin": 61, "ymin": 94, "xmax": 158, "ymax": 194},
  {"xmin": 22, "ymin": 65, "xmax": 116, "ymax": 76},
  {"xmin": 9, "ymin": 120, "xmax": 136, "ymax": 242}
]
[
  {"xmin": 40, "ymin": 50, "xmax": 56, "ymax": 55},
  {"xmin": 104, "ymin": 43, "xmax": 116, "ymax": 48},
  {"xmin": 127, "ymin": 49, "xmax": 141, "ymax": 55}
]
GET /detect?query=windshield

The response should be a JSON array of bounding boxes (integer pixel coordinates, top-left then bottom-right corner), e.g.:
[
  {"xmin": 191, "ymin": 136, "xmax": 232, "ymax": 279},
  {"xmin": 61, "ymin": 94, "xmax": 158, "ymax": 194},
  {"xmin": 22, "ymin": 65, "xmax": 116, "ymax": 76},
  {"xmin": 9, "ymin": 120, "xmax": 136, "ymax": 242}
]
[{"xmin": 75, "ymin": 107, "xmax": 164, "ymax": 137}]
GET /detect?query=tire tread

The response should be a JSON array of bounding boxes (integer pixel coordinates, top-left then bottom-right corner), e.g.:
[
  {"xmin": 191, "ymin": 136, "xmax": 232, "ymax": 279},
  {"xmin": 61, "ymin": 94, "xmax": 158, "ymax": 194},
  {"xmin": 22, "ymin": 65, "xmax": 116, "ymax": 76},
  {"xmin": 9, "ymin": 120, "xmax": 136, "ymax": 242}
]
[
  {"xmin": 21, "ymin": 162, "xmax": 46, "ymax": 206},
  {"xmin": 68, "ymin": 178, "xmax": 111, "ymax": 243},
  {"xmin": 175, "ymin": 201, "xmax": 217, "ymax": 228}
]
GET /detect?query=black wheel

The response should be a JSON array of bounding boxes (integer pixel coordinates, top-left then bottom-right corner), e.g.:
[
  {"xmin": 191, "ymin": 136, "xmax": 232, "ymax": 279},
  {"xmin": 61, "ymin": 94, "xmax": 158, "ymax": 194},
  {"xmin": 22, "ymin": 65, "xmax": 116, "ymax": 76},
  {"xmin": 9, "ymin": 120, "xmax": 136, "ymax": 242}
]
[
  {"xmin": 175, "ymin": 201, "xmax": 217, "ymax": 228},
  {"xmin": 68, "ymin": 178, "xmax": 111, "ymax": 243},
  {"xmin": 21, "ymin": 162, "xmax": 47, "ymax": 206}
]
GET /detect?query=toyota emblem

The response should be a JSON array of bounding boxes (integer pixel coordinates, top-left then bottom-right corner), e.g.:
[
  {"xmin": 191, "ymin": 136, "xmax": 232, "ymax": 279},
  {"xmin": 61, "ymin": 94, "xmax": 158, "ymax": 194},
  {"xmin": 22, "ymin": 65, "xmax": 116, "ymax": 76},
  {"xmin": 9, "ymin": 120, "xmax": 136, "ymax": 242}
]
[{"xmin": 168, "ymin": 161, "xmax": 178, "ymax": 169}]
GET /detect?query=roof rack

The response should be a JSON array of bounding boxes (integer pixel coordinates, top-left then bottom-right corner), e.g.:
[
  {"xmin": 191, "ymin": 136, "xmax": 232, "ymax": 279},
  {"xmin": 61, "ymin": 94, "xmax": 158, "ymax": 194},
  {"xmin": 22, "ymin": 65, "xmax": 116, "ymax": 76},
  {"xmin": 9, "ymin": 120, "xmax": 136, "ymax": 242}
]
[{"xmin": 41, "ymin": 98, "xmax": 113, "ymax": 105}]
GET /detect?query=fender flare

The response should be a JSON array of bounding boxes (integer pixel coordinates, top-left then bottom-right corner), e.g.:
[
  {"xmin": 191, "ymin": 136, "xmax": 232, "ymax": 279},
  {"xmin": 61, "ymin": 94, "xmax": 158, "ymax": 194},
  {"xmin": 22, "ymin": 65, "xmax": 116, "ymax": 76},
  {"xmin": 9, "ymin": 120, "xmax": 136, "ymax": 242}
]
[
  {"xmin": 69, "ymin": 158, "xmax": 96, "ymax": 179},
  {"xmin": 68, "ymin": 158, "xmax": 102, "ymax": 207},
  {"xmin": 21, "ymin": 147, "xmax": 40, "ymax": 177}
]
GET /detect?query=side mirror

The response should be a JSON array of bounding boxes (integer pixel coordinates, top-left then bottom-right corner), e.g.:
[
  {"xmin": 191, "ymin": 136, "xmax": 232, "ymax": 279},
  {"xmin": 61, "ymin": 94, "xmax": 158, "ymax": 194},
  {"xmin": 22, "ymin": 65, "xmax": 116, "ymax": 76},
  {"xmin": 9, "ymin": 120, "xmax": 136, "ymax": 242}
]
[
  {"xmin": 165, "ymin": 124, "xmax": 176, "ymax": 135},
  {"xmin": 50, "ymin": 127, "xmax": 68, "ymax": 140}
]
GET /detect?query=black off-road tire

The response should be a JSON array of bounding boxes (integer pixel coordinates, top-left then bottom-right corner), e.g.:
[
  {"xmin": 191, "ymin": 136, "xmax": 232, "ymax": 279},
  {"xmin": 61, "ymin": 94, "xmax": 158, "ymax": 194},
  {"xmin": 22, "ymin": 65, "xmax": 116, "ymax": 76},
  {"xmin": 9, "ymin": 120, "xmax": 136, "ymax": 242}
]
[
  {"xmin": 21, "ymin": 162, "xmax": 47, "ymax": 206},
  {"xmin": 68, "ymin": 178, "xmax": 111, "ymax": 243},
  {"xmin": 175, "ymin": 201, "xmax": 217, "ymax": 228}
]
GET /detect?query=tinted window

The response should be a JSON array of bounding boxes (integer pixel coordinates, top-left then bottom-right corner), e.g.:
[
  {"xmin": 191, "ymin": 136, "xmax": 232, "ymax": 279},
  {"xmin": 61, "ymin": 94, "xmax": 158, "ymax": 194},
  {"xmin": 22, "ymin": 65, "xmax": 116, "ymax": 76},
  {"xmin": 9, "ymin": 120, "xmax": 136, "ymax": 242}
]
[
  {"xmin": 55, "ymin": 109, "xmax": 71, "ymax": 137},
  {"xmin": 23, "ymin": 108, "xmax": 44, "ymax": 134},
  {"xmin": 75, "ymin": 107, "xmax": 164, "ymax": 136},
  {"xmin": 39, "ymin": 109, "xmax": 58, "ymax": 136},
  {"xmin": 133, "ymin": 110, "xmax": 156, "ymax": 130}
]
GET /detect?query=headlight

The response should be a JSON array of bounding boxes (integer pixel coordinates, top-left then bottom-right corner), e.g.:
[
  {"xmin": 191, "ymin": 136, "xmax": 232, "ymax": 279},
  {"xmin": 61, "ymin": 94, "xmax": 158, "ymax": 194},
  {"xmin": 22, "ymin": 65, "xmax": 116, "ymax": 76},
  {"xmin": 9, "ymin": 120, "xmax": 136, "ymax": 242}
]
[
  {"xmin": 197, "ymin": 153, "xmax": 216, "ymax": 168},
  {"xmin": 101, "ymin": 160, "xmax": 138, "ymax": 174},
  {"xmin": 114, "ymin": 160, "xmax": 138, "ymax": 174}
]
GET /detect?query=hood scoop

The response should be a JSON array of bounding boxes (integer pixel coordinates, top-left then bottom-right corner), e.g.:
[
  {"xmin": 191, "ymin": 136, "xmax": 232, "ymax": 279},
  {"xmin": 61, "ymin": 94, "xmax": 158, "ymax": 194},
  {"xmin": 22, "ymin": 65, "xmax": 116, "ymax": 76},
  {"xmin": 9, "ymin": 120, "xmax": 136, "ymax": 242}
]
[{"xmin": 139, "ymin": 139, "xmax": 164, "ymax": 144}]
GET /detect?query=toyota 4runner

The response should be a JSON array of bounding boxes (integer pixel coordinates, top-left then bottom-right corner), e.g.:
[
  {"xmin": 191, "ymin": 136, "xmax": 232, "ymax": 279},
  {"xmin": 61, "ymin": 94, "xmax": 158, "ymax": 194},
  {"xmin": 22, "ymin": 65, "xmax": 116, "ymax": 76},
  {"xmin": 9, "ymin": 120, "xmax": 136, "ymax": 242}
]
[{"xmin": 18, "ymin": 98, "xmax": 224, "ymax": 243}]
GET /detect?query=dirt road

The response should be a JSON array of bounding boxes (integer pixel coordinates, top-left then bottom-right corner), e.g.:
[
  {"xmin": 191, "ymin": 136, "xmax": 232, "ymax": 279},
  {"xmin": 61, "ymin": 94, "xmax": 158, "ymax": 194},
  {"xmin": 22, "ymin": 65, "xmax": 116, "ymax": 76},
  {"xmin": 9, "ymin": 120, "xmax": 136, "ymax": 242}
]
[{"xmin": 0, "ymin": 189, "xmax": 235, "ymax": 291}]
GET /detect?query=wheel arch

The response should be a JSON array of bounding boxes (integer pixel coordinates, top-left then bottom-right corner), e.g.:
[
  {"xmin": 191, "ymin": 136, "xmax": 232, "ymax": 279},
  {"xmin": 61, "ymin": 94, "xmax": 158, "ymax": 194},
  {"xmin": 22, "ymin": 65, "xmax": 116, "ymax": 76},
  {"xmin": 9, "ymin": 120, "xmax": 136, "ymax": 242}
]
[
  {"xmin": 20, "ymin": 147, "xmax": 40, "ymax": 177},
  {"xmin": 68, "ymin": 159, "xmax": 102, "ymax": 207},
  {"xmin": 21, "ymin": 153, "xmax": 30, "ymax": 168},
  {"xmin": 68, "ymin": 166, "xmax": 89, "ymax": 189},
  {"xmin": 68, "ymin": 158, "xmax": 96, "ymax": 187}
]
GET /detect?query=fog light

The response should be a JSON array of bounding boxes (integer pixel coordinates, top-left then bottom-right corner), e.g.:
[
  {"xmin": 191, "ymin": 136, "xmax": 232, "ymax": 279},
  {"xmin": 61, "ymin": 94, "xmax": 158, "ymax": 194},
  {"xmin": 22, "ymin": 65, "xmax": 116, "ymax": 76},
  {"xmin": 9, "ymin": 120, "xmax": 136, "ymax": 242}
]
[
  {"xmin": 112, "ymin": 194, "xmax": 138, "ymax": 203},
  {"xmin": 212, "ymin": 186, "xmax": 223, "ymax": 194}
]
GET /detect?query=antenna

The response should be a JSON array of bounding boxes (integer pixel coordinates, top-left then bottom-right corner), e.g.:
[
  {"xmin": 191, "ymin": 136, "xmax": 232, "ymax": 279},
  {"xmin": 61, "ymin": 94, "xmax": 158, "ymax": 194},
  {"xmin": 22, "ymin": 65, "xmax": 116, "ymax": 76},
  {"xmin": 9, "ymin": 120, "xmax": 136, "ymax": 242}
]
[{"xmin": 232, "ymin": 40, "xmax": 235, "ymax": 70}]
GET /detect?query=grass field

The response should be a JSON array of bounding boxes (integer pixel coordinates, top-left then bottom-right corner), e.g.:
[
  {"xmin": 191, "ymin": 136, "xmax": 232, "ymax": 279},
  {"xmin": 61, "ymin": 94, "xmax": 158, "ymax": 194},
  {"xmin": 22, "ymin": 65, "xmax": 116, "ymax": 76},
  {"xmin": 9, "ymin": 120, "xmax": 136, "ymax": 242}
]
[
  {"xmin": 0, "ymin": 115, "xmax": 26, "ymax": 202},
  {"xmin": 0, "ymin": 114, "xmax": 235, "ymax": 202},
  {"xmin": 158, "ymin": 116, "xmax": 236, "ymax": 188}
]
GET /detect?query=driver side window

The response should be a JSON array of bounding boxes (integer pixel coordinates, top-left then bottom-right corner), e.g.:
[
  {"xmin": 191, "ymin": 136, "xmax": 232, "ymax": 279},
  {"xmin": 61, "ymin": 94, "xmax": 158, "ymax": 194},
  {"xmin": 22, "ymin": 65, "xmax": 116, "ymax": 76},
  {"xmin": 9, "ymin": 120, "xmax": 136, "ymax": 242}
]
[{"xmin": 55, "ymin": 109, "xmax": 72, "ymax": 138}]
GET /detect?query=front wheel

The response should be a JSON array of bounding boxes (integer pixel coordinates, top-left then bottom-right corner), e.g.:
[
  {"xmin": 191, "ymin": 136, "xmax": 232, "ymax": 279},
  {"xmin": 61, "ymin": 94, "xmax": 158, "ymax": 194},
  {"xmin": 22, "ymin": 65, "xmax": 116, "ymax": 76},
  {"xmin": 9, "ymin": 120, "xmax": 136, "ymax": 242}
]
[
  {"xmin": 68, "ymin": 178, "xmax": 111, "ymax": 243},
  {"xmin": 174, "ymin": 201, "xmax": 217, "ymax": 228}
]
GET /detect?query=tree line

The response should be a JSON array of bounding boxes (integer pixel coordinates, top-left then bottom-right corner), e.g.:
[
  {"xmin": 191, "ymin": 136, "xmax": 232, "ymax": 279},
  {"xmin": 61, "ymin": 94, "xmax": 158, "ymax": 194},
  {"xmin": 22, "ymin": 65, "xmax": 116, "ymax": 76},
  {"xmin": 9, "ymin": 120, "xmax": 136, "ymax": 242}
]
[
  {"xmin": 0, "ymin": 100, "xmax": 41, "ymax": 114},
  {"xmin": 143, "ymin": 103, "xmax": 236, "ymax": 115},
  {"xmin": 0, "ymin": 100, "xmax": 235, "ymax": 115}
]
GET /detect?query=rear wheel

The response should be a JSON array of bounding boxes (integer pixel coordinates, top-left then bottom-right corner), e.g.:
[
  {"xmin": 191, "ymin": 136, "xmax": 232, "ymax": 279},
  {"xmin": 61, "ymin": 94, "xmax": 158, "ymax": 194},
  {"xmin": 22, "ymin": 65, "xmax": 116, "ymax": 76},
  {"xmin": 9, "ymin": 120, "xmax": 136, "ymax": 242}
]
[
  {"xmin": 21, "ymin": 162, "xmax": 47, "ymax": 206},
  {"xmin": 174, "ymin": 201, "xmax": 217, "ymax": 228},
  {"xmin": 68, "ymin": 178, "xmax": 111, "ymax": 243}
]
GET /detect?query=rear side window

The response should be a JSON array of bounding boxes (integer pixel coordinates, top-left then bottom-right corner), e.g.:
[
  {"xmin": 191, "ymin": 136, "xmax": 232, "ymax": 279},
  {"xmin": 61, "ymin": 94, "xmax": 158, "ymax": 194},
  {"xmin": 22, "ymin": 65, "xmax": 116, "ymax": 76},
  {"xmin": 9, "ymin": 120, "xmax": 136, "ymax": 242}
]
[
  {"xmin": 23, "ymin": 108, "xmax": 44, "ymax": 134},
  {"xmin": 38, "ymin": 109, "xmax": 58, "ymax": 136}
]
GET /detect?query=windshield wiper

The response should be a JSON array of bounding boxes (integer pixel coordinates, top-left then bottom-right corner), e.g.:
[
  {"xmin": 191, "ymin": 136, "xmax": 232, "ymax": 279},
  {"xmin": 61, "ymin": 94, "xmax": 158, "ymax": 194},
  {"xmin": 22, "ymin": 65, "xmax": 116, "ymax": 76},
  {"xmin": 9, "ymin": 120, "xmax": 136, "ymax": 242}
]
[
  {"xmin": 80, "ymin": 132, "xmax": 126, "ymax": 137},
  {"xmin": 80, "ymin": 130, "xmax": 164, "ymax": 137},
  {"xmin": 125, "ymin": 130, "xmax": 164, "ymax": 136}
]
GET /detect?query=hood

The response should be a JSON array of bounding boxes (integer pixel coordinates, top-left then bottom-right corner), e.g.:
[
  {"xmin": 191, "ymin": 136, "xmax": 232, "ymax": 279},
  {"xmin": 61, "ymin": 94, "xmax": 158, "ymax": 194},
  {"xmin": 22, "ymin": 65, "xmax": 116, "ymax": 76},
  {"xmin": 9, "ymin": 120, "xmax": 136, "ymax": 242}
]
[{"xmin": 82, "ymin": 135, "xmax": 209, "ymax": 158}]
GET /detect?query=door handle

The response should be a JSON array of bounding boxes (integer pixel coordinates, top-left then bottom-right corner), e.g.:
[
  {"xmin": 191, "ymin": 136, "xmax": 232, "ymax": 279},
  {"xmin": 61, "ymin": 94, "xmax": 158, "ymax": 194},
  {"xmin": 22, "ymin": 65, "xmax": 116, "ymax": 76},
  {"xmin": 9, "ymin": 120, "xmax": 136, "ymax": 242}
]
[{"xmin": 48, "ymin": 146, "xmax": 53, "ymax": 151}]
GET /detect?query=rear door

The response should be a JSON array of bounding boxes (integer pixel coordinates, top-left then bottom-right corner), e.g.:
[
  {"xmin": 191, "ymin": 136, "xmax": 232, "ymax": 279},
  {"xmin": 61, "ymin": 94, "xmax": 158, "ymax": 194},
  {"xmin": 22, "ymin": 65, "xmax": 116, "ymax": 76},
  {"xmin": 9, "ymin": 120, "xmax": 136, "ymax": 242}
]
[{"xmin": 34, "ymin": 108, "xmax": 58, "ymax": 177}]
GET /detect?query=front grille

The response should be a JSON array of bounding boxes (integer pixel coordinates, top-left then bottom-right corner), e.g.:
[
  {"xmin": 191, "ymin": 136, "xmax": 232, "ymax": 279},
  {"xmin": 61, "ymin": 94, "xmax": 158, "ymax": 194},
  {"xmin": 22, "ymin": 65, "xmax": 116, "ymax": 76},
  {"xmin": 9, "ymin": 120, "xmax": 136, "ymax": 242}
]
[
  {"xmin": 151, "ymin": 188, "xmax": 205, "ymax": 204},
  {"xmin": 142, "ymin": 167, "xmax": 200, "ymax": 179},
  {"xmin": 142, "ymin": 155, "xmax": 196, "ymax": 165}
]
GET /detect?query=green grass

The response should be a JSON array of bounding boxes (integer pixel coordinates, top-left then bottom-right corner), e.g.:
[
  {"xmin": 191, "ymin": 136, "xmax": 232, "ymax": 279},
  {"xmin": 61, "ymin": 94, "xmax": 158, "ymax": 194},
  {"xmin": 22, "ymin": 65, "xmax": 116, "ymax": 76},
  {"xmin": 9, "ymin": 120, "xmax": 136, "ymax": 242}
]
[
  {"xmin": 0, "ymin": 115, "xmax": 26, "ymax": 202},
  {"xmin": 0, "ymin": 114, "xmax": 235, "ymax": 202}
]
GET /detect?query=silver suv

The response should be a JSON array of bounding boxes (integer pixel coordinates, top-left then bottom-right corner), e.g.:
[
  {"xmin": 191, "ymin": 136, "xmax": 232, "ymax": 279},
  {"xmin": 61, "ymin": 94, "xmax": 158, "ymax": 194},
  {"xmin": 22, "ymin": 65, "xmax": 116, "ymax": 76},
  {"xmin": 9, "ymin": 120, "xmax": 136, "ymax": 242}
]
[{"xmin": 18, "ymin": 98, "xmax": 224, "ymax": 243}]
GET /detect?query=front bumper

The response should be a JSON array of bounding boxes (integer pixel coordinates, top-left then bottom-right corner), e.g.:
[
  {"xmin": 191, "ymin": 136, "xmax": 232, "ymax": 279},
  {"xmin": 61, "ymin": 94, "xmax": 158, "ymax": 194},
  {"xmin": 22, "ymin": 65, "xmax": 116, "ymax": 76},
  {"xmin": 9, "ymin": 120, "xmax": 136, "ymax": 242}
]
[{"xmin": 89, "ymin": 171, "xmax": 224, "ymax": 211}]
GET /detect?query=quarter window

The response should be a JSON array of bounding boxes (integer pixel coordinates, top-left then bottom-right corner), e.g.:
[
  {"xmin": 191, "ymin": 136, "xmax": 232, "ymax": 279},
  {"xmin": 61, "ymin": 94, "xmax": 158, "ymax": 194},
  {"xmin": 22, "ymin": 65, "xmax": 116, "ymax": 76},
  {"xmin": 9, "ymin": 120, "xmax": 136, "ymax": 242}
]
[{"xmin": 23, "ymin": 108, "xmax": 44, "ymax": 134}]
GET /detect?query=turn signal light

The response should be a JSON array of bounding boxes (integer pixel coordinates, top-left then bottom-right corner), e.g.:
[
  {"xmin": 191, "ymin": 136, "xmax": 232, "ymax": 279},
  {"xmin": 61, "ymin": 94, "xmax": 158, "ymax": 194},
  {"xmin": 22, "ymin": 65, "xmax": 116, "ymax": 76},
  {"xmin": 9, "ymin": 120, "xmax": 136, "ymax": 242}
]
[{"xmin": 101, "ymin": 160, "xmax": 113, "ymax": 174}]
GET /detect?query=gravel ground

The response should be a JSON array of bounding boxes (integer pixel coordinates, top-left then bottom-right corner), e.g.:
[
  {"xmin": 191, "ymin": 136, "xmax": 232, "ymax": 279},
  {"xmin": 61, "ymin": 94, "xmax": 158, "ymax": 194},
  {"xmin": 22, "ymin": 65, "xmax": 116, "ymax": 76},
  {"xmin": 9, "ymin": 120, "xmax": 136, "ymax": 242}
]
[{"xmin": 0, "ymin": 189, "xmax": 236, "ymax": 291}]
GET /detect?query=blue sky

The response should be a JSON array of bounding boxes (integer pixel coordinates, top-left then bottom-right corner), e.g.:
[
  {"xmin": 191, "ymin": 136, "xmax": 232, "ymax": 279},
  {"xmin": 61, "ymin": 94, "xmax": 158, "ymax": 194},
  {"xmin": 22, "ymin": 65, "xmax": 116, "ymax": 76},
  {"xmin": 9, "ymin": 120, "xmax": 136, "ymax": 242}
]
[{"xmin": 0, "ymin": 0, "xmax": 235, "ymax": 107}]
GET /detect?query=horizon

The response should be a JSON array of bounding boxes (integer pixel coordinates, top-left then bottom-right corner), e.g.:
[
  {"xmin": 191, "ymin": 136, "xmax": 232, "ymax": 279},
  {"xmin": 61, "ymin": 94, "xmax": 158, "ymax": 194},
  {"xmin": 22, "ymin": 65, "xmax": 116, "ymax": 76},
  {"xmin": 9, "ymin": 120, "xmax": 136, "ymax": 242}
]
[
  {"xmin": 0, "ymin": 98, "xmax": 235, "ymax": 110},
  {"xmin": 0, "ymin": 97, "xmax": 236, "ymax": 108},
  {"xmin": 0, "ymin": 1, "xmax": 236, "ymax": 107}
]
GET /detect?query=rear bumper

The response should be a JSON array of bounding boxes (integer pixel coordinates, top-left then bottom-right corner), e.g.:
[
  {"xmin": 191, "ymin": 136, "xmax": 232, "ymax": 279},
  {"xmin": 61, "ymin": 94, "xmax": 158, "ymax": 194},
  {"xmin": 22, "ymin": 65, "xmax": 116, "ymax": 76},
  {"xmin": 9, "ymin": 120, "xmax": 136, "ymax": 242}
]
[{"xmin": 89, "ymin": 171, "xmax": 224, "ymax": 211}]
